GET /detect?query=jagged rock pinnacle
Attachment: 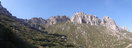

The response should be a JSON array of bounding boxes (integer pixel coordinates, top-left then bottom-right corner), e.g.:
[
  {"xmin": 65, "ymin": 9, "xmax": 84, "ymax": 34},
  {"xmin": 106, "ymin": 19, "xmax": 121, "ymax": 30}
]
[
  {"xmin": 101, "ymin": 16, "xmax": 119, "ymax": 31},
  {"xmin": 25, "ymin": 12, "xmax": 126, "ymax": 31},
  {"xmin": 71, "ymin": 12, "xmax": 119, "ymax": 31},
  {"xmin": 71, "ymin": 12, "xmax": 101, "ymax": 25}
]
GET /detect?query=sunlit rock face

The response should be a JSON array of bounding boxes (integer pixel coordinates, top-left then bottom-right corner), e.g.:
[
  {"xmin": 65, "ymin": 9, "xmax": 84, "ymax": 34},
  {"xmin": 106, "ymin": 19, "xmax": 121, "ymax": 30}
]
[
  {"xmin": 24, "ymin": 12, "xmax": 125, "ymax": 31},
  {"xmin": 71, "ymin": 12, "xmax": 119, "ymax": 31},
  {"xmin": 47, "ymin": 16, "xmax": 70, "ymax": 25},
  {"xmin": 119, "ymin": 27, "xmax": 129, "ymax": 31},
  {"xmin": 71, "ymin": 12, "xmax": 101, "ymax": 25},
  {"xmin": 0, "ymin": 1, "xmax": 12, "ymax": 16}
]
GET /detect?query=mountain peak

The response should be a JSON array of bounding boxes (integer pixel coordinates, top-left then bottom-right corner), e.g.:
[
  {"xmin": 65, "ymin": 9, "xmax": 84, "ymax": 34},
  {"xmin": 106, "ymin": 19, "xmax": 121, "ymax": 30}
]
[
  {"xmin": 104, "ymin": 16, "xmax": 110, "ymax": 19},
  {"xmin": 0, "ymin": 1, "xmax": 12, "ymax": 16},
  {"xmin": 71, "ymin": 13, "xmax": 120, "ymax": 31},
  {"xmin": 74, "ymin": 12, "xmax": 86, "ymax": 16},
  {"xmin": 101, "ymin": 16, "xmax": 119, "ymax": 31}
]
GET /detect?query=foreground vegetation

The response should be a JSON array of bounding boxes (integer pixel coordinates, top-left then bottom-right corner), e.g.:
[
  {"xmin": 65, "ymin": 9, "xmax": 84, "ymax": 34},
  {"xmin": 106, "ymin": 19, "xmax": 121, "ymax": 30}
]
[
  {"xmin": 45, "ymin": 22, "xmax": 132, "ymax": 48},
  {"xmin": 0, "ymin": 14, "xmax": 75, "ymax": 48}
]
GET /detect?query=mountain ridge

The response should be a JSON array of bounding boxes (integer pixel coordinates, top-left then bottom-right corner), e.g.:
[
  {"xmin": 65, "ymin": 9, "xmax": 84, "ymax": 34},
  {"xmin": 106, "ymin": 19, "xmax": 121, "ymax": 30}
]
[{"xmin": 25, "ymin": 12, "xmax": 128, "ymax": 32}]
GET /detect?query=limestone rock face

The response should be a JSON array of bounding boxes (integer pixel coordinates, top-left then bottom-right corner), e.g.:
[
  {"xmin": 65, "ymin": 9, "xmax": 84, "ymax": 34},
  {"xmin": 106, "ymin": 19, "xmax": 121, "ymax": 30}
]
[
  {"xmin": 101, "ymin": 16, "xmax": 119, "ymax": 31},
  {"xmin": 47, "ymin": 16, "xmax": 70, "ymax": 25},
  {"xmin": 71, "ymin": 12, "xmax": 101, "ymax": 25},
  {"xmin": 0, "ymin": 2, "xmax": 12, "ymax": 16},
  {"xmin": 71, "ymin": 12, "xmax": 119, "ymax": 31},
  {"xmin": 24, "ymin": 12, "xmax": 121, "ymax": 31}
]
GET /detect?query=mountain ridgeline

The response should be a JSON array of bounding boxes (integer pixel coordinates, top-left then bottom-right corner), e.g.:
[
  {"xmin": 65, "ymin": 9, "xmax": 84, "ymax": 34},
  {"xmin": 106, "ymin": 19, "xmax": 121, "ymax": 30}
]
[
  {"xmin": 27, "ymin": 12, "xmax": 127, "ymax": 32},
  {"xmin": 0, "ymin": 1, "xmax": 132, "ymax": 48}
]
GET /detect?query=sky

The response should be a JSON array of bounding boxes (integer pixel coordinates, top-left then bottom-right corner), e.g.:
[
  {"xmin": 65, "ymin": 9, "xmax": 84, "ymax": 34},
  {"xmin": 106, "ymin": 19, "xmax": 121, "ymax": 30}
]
[{"xmin": 1, "ymin": 0, "xmax": 132, "ymax": 31}]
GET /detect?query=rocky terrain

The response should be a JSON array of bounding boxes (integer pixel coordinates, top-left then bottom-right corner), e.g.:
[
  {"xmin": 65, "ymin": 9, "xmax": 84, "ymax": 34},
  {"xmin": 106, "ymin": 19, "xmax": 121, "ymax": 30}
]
[
  {"xmin": 0, "ymin": 1, "xmax": 132, "ymax": 48},
  {"xmin": 26, "ymin": 12, "xmax": 126, "ymax": 32}
]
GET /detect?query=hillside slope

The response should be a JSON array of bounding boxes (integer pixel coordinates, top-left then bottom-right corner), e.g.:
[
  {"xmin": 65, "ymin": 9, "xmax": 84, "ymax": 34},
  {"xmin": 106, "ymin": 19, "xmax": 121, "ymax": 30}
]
[
  {"xmin": 0, "ymin": 14, "xmax": 132, "ymax": 48},
  {"xmin": 0, "ymin": 1, "xmax": 132, "ymax": 48},
  {"xmin": 45, "ymin": 22, "xmax": 132, "ymax": 48}
]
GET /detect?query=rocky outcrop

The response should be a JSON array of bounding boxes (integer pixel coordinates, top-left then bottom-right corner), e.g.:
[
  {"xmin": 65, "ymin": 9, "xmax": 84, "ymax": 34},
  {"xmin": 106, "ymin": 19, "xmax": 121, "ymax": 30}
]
[
  {"xmin": 71, "ymin": 12, "xmax": 101, "ymax": 25},
  {"xmin": 26, "ymin": 17, "xmax": 47, "ymax": 30},
  {"xmin": 71, "ymin": 12, "xmax": 119, "ymax": 31},
  {"xmin": 101, "ymin": 16, "xmax": 119, "ymax": 31},
  {"xmin": 26, "ymin": 16, "xmax": 70, "ymax": 30},
  {"xmin": 47, "ymin": 16, "xmax": 70, "ymax": 25},
  {"xmin": 28, "ymin": 17, "xmax": 47, "ymax": 25},
  {"xmin": 122, "ymin": 27, "xmax": 129, "ymax": 31},
  {"xmin": 0, "ymin": 1, "xmax": 12, "ymax": 16}
]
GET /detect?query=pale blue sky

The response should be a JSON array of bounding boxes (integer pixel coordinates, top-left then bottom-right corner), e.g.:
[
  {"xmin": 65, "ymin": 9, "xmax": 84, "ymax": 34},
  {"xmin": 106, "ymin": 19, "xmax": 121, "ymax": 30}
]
[{"xmin": 1, "ymin": 0, "xmax": 132, "ymax": 31}]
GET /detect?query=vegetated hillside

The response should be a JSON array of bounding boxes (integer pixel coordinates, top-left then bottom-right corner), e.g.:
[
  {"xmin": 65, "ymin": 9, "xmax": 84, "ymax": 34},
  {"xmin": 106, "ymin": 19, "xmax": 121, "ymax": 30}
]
[
  {"xmin": 0, "ymin": 23, "xmax": 34, "ymax": 48},
  {"xmin": 45, "ymin": 22, "xmax": 132, "ymax": 48},
  {"xmin": 0, "ymin": 1, "xmax": 74, "ymax": 48},
  {"xmin": 0, "ymin": 15, "xmax": 75, "ymax": 48},
  {"xmin": 1, "ymin": 13, "xmax": 132, "ymax": 48}
]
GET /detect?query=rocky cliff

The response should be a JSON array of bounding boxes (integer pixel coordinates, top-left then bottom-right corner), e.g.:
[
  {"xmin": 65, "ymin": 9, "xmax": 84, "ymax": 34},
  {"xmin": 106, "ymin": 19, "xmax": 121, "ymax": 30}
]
[
  {"xmin": 70, "ymin": 12, "xmax": 119, "ymax": 31},
  {"xmin": 71, "ymin": 12, "xmax": 101, "ymax": 25},
  {"xmin": 101, "ymin": 16, "xmax": 119, "ymax": 31},
  {"xmin": 0, "ymin": 2, "xmax": 12, "ymax": 16}
]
